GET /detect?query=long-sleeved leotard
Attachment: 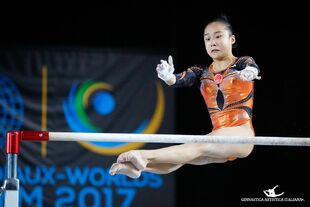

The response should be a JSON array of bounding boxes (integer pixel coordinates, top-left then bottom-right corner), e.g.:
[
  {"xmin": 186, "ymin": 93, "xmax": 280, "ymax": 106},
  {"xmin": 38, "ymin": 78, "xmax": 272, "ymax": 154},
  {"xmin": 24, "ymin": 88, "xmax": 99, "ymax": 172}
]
[{"xmin": 174, "ymin": 56, "xmax": 259, "ymax": 131}]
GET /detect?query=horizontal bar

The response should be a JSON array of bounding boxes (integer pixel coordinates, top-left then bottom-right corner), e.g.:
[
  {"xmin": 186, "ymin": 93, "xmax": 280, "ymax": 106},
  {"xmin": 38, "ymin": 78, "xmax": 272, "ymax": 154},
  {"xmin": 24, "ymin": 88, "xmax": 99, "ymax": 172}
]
[{"xmin": 48, "ymin": 132, "xmax": 310, "ymax": 146}]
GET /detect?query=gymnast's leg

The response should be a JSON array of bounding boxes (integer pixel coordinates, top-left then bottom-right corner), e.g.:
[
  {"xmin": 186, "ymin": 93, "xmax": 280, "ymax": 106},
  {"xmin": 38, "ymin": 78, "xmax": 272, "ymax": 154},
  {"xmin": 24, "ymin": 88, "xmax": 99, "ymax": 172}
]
[{"xmin": 109, "ymin": 124, "xmax": 254, "ymax": 178}]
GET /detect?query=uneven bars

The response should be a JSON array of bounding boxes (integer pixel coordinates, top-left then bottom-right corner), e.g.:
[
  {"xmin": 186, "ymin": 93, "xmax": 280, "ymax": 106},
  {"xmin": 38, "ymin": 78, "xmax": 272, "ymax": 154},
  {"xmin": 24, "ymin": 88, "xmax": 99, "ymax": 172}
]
[{"xmin": 47, "ymin": 132, "xmax": 310, "ymax": 146}]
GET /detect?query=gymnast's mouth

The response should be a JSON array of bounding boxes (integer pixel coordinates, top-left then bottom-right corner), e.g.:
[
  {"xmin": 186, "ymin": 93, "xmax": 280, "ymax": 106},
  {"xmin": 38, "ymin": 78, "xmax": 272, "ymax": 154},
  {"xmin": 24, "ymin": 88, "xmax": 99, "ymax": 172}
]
[{"xmin": 211, "ymin": 49, "xmax": 220, "ymax": 53}]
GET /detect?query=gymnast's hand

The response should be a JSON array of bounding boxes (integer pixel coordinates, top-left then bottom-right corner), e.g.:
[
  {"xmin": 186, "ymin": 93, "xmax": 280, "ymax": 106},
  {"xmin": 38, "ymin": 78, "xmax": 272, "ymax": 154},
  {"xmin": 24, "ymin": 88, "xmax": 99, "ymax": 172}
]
[
  {"xmin": 156, "ymin": 55, "xmax": 175, "ymax": 82},
  {"xmin": 239, "ymin": 66, "xmax": 261, "ymax": 81}
]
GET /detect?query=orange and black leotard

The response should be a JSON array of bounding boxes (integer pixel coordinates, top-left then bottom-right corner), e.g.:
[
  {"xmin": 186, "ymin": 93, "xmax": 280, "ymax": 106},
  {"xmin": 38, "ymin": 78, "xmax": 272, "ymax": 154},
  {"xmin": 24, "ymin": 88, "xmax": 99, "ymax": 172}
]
[{"xmin": 173, "ymin": 56, "xmax": 260, "ymax": 131}]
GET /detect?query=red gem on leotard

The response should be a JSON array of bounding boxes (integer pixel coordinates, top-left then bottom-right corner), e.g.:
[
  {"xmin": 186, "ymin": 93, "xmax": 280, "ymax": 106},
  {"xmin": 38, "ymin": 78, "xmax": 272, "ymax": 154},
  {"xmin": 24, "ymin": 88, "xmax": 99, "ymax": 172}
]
[{"xmin": 214, "ymin": 74, "xmax": 223, "ymax": 84}]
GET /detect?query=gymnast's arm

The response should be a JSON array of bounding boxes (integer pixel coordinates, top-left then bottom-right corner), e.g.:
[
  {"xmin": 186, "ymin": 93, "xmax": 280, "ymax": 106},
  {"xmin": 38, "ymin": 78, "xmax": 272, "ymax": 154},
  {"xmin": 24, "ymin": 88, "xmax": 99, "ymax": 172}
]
[
  {"xmin": 237, "ymin": 56, "xmax": 261, "ymax": 81},
  {"xmin": 172, "ymin": 66, "xmax": 204, "ymax": 87}
]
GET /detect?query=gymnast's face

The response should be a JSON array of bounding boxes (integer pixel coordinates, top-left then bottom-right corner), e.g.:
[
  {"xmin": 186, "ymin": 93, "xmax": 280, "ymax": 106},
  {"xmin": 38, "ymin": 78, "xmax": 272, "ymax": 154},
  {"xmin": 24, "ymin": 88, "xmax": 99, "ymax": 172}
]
[{"xmin": 204, "ymin": 22, "xmax": 235, "ymax": 60}]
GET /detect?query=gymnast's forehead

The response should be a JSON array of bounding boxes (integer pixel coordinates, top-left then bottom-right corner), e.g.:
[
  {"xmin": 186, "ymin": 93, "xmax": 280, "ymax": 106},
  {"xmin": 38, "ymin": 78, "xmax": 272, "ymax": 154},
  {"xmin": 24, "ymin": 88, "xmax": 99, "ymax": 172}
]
[{"xmin": 204, "ymin": 22, "xmax": 230, "ymax": 36}]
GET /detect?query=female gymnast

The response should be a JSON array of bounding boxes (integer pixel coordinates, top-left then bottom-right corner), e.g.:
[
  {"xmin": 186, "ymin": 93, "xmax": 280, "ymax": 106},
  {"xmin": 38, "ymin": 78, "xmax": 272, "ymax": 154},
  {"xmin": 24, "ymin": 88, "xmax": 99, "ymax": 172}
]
[{"xmin": 110, "ymin": 15, "xmax": 261, "ymax": 178}]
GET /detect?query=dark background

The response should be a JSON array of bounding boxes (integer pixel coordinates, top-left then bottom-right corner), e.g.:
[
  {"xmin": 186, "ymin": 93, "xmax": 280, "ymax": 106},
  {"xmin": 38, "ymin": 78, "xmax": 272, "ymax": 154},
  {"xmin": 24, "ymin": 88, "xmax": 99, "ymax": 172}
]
[{"xmin": 1, "ymin": 2, "xmax": 309, "ymax": 206}]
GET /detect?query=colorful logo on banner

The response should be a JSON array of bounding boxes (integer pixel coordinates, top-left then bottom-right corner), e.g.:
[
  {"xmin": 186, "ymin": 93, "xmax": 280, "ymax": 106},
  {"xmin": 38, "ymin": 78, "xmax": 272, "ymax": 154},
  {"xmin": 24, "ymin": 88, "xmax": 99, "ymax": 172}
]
[
  {"xmin": 0, "ymin": 74, "xmax": 24, "ymax": 147},
  {"xmin": 63, "ymin": 80, "xmax": 165, "ymax": 155}
]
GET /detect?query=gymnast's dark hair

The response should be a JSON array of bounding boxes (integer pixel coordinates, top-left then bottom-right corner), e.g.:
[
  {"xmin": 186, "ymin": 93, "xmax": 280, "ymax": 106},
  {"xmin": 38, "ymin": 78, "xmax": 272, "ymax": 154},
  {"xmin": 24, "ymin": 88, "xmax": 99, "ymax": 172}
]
[{"xmin": 205, "ymin": 14, "xmax": 237, "ymax": 48}]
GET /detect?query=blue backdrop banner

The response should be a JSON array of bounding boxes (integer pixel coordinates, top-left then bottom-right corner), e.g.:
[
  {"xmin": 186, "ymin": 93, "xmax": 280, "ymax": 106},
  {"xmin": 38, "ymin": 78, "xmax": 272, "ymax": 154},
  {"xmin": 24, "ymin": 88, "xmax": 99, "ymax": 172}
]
[{"xmin": 0, "ymin": 47, "xmax": 175, "ymax": 207}]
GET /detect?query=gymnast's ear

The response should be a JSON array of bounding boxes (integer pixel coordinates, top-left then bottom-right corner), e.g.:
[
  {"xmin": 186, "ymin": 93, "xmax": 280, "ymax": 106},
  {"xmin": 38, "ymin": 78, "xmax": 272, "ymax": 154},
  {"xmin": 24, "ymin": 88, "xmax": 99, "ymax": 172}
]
[{"xmin": 231, "ymin": 35, "xmax": 236, "ymax": 45}]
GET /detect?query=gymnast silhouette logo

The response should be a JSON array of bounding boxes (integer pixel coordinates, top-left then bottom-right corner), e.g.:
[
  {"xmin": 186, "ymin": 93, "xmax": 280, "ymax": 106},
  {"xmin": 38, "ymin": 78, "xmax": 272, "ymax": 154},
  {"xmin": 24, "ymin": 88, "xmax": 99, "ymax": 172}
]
[
  {"xmin": 63, "ymin": 80, "xmax": 165, "ymax": 155},
  {"xmin": 263, "ymin": 185, "xmax": 284, "ymax": 197}
]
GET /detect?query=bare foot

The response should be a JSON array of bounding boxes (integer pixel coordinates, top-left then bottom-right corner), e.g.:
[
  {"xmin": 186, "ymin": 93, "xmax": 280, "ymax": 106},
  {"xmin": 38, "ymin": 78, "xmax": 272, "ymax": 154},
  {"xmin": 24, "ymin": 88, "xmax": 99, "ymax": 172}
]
[
  {"xmin": 109, "ymin": 162, "xmax": 141, "ymax": 179},
  {"xmin": 116, "ymin": 150, "xmax": 147, "ymax": 170}
]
